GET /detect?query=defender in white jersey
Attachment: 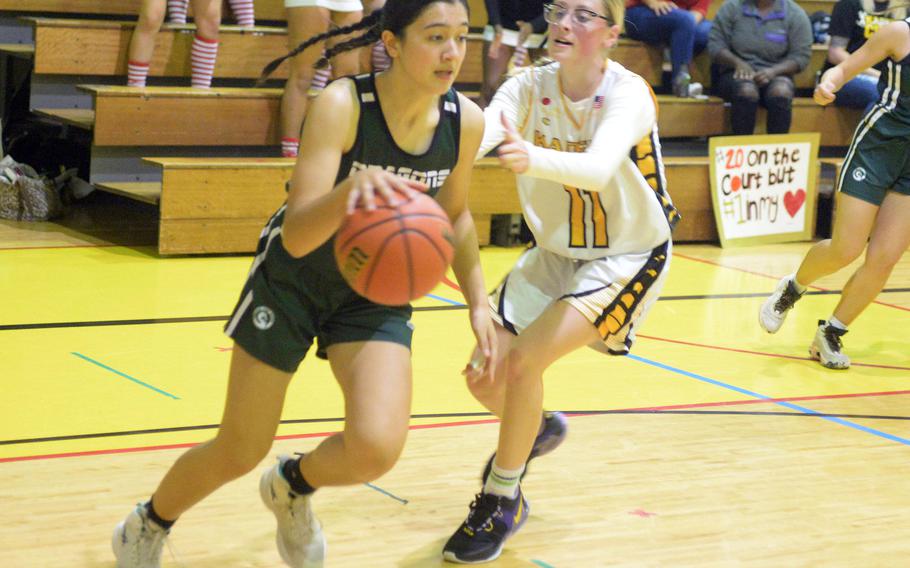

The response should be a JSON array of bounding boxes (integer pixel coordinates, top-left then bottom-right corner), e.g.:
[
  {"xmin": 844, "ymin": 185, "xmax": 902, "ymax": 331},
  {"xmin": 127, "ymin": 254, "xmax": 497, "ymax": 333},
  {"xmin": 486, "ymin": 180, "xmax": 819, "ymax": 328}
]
[{"xmin": 442, "ymin": 0, "xmax": 679, "ymax": 564}]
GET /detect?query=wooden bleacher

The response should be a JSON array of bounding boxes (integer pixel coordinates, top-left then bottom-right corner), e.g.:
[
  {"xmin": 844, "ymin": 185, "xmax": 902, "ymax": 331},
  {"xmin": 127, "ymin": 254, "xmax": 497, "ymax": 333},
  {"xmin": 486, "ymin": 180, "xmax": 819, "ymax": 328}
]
[
  {"xmin": 117, "ymin": 157, "xmax": 517, "ymax": 253},
  {"xmin": 0, "ymin": 0, "xmax": 288, "ymax": 22},
  {"xmin": 22, "ymin": 16, "xmax": 828, "ymax": 91},
  {"xmin": 109, "ymin": 155, "xmax": 733, "ymax": 254},
  {"xmin": 50, "ymin": 86, "xmax": 859, "ymax": 148}
]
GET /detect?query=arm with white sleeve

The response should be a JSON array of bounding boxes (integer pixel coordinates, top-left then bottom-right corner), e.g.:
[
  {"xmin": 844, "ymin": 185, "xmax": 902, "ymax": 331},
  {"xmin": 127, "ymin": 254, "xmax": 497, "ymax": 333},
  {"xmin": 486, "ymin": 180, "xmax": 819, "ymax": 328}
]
[
  {"xmin": 522, "ymin": 76, "xmax": 656, "ymax": 192},
  {"xmin": 475, "ymin": 71, "xmax": 532, "ymax": 160}
]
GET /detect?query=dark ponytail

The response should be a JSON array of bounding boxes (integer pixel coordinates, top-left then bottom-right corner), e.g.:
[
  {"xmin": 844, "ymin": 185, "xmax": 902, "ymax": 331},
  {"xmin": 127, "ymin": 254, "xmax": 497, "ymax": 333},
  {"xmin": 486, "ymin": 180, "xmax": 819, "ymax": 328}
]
[{"xmin": 256, "ymin": 10, "xmax": 383, "ymax": 86}]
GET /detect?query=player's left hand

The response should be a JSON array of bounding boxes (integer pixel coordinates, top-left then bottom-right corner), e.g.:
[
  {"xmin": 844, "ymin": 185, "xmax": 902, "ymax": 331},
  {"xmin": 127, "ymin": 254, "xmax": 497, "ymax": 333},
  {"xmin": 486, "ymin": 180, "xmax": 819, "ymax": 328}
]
[
  {"xmin": 497, "ymin": 112, "xmax": 529, "ymax": 174},
  {"xmin": 464, "ymin": 310, "xmax": 498, "ymax": 383},
  {"xmin": 814, "ymin": 78, "xmax": 837, "ymax": 106}
]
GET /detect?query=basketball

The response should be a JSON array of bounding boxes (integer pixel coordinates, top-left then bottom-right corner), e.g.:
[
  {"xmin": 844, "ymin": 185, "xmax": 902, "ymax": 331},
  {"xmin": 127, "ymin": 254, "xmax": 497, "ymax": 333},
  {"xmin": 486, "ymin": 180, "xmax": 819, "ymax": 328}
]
[{"xmin": 334, "ymin": 193, "xmax": 455, "ymax": 305}]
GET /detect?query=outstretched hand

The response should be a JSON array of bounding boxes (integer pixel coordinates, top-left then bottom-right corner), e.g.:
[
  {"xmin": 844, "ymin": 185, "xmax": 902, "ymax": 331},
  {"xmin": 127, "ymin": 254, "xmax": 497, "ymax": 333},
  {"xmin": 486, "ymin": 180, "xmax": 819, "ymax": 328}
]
[{"xmin": 497, "ymin": 111, "xmax": 529, "ymax": 174}]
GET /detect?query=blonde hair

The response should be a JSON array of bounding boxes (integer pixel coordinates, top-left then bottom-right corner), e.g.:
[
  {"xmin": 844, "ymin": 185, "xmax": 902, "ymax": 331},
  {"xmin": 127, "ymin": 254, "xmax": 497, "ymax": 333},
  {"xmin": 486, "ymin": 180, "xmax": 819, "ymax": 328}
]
[{"xmin": 601, "ymin": 0, "xmax": 626, "ymax": 34}]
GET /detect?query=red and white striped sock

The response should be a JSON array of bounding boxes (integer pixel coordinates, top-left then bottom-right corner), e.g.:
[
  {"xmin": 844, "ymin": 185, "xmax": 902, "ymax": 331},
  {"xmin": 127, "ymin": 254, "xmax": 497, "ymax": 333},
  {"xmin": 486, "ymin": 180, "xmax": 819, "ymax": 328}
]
[
  {"xmin": 307, "ymin": 64, "xmax": 332, "ymax": 96},
  {"xmin": 371, "ymin": 40, "xmax": 391, "ymax": 72},
  {"xmin": 281, "ymin": 137, "xmax": 299, "ymax": 157},
  {"xmin": 127, "ymin": 60, "xmax": 150, "ymax": 87},
  {"xmin": 227, "ymin": 0, "xmax": 255, "ymax": 27},
  {"xmin": 190, "ymin": 34, "xmax": 218, "ymax": 88},
  {"xmin": 167, "ymin": 0, "xmax": 188, "ymax": 24}
]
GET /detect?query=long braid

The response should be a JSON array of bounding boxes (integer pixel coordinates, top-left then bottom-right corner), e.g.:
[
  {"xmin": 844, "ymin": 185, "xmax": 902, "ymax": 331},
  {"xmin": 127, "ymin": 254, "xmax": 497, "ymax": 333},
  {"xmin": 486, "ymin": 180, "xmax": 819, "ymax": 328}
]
[
  {"xmin": 257, "ymin": 10, "xmax": 384, "ymax": 86},
  {"xmin": 317, "ymin": 25, "xmax": 382, "ymax": 69}
]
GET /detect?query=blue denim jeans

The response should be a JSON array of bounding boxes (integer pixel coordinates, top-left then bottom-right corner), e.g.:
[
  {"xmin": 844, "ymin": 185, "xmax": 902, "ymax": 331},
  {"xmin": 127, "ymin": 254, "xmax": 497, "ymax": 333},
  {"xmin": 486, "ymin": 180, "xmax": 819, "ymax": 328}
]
[
  {"xmin": 625, "ymin": 6, "xmax": 712, "ymax": 80},
  {"xmin": 834, "ymin": 73, "xmax": 879, "ymax": 115}
]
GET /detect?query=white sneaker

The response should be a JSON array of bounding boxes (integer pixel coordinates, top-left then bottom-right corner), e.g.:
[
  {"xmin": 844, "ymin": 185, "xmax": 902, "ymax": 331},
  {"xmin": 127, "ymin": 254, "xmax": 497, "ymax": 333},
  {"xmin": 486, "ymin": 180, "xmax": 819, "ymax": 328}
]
[
  {"xmin": 112, "ymin": 504, "xmax": 167, "ymax": 568},
  {"xmin": 809, "ymin": 320, "xmax": 851, "ymax": 369},
  {"xmin": 759, "ymin": 275, "xmax": 804, "ymax": 333},
  {"xmin": 260, "ymin": 455, "xmax": 326, "ymax": 568}
]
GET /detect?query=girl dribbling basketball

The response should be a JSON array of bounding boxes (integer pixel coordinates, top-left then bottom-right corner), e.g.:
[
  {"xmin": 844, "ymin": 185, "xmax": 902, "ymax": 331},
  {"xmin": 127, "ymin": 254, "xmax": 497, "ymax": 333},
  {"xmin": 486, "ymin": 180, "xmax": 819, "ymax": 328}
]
[{"xmin": 112, "ymin": 2, "xmax": 495, "ymax": 566}]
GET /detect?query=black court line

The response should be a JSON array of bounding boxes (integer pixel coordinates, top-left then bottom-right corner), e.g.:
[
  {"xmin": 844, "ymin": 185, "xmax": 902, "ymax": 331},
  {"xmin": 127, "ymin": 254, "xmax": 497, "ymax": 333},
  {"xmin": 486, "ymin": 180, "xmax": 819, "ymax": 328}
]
[
  {"xmin": 3, "ymin": 287, "xmax": 909, "ymax": 332},
  {"xmin": 4, "ymin": 409, "xmax": 909, "ymax": 447}
]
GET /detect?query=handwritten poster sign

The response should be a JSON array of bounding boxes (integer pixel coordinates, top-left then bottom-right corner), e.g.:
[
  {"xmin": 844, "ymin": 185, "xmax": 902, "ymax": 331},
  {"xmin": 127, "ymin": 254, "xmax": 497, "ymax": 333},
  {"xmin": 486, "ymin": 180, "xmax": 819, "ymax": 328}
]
[{"xmin": 709, "ymin": 133, "xmax": 820, "ymax": 247}]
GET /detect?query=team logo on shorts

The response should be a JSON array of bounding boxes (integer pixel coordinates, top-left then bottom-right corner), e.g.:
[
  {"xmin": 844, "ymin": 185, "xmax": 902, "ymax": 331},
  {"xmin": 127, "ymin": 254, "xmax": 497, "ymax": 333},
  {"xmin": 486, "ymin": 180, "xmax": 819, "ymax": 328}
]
[
  {"xmin": 852, "ymin": 167, "xmax": 867, "ymax": 182},
  {"xmin": 252, "ymin": 306, "xmax": 275, "ymax": 330}
]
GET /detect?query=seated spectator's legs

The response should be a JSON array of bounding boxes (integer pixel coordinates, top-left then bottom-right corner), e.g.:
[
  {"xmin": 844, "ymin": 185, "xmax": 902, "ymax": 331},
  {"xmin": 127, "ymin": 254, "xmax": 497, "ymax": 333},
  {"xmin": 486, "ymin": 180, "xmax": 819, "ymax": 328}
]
[
  {"xmin": 715, "ymin": 70, "xmax": 759, "ymax": 134},
  {"xmin": 280, "ymin": 6, "xmax": 331, "ymax": 156},
  {"xmin": 189, "ymin": 0, "xmax": 222, "ymax": 89},
  {"xmin": 481, "ymin": 39, "xmax": 514, "ymax": 107},
  {"xmin": 834, "ymin": 74, "xmax": 879, "ymax": 114},
  {"xmin": 761, "ymin": 75, "xmax": 795, "ymax": 134},
  {"xmin": 327, "ymin": 9, "xmax": 363, "ymax": 78},
  {"xmin": 693, "ymin": 18, "xmax": 711, "ymax": 55},
  {"xmin": 625, "ymin": 6, "xmax": 697, "ymax": 89},
  {"xmin": 128, "ymin": 0, "xmax": 167, "ymax": 87}
]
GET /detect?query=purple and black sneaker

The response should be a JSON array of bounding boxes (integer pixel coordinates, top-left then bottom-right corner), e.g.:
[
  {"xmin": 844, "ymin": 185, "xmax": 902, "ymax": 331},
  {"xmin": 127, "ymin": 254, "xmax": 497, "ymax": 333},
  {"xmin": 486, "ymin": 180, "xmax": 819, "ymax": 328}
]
[
  {"xmin": 481, "ymin": 411, "xmax": 568, "ymax": 483},
  {"xmin": 442, "ymin": 489, "xmax": 529, "ymax": 564}
]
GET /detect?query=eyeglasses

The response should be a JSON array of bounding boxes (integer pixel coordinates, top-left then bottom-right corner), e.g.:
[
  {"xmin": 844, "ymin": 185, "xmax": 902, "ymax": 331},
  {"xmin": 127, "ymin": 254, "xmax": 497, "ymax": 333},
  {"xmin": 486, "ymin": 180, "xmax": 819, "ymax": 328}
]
[{"xmin": 543, "ymin": 3, "xmax": 612, "ymax": 26}]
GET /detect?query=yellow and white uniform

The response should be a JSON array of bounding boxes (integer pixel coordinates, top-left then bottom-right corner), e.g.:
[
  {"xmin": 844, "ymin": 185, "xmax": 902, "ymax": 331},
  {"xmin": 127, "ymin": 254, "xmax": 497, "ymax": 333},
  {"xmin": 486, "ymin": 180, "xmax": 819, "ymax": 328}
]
[{"xmin": 479, "ymin": 61, "xmax": 678, "ymax": 353}]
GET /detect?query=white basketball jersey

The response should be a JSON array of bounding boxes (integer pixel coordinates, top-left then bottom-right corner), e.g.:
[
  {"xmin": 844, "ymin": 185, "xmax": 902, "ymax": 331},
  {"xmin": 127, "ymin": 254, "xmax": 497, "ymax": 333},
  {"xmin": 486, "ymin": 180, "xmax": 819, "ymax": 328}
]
[{"xmin": 479, "ymin": 61, "xmax": 679, "ymax": 259}]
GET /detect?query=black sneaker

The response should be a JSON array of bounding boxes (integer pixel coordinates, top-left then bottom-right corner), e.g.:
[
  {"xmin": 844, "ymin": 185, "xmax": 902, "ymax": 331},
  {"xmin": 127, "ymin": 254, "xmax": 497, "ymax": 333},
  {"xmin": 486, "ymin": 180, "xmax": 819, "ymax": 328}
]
[
  {"xmin": 442, "ymin": 490, "xmax": 529, "ymax": 564},
  {"xmin": 481, "ymin": 411, "xmax": 568, "ymax": 483}
]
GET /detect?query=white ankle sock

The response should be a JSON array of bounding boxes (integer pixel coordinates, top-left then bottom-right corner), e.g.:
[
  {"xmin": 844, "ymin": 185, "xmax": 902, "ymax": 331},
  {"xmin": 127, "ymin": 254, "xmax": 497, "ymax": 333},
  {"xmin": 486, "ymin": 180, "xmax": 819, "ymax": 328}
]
[
  {"xmin": 827, "ymin": 316, "xmax": 847, "ymax": 330},
  {"xmin": 483, "ymin": 462, "xmax": 523, "ymax": 499},
  {"xmin": 791, "ymin": 275, "xmax": 807, "ymax": 294}
]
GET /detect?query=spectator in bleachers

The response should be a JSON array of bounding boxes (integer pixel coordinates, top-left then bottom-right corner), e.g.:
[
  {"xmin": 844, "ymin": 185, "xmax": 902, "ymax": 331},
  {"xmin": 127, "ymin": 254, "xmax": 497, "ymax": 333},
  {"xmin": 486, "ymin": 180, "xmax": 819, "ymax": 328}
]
[
  {"xmin": 362, "ymin": 0, "xmax": 393, "ymax": 71},
  {"xmin": 127, "ymin": 0, "xmax": 223, "ymax": 89},
  {"xmin": 480, "ymin": 1, "xmax": 548, "ymax": 107},
  {"xmin": 624, "ymin": 0, "xmax": 712, "ymax": 97},
  {"xmin": 822, "ymin": 0, "xmax": 907, "ymax": 114},
  {"xmin": 166, "ymin": 0, "xmax": 256, "ymax": 27},
  {"xmin": 280, "ymin": 2, "xmax": 363, "ymax": 158},
  {"xmin": 708, "ymin": 0, "xmax": 812, "ymax": 134}
]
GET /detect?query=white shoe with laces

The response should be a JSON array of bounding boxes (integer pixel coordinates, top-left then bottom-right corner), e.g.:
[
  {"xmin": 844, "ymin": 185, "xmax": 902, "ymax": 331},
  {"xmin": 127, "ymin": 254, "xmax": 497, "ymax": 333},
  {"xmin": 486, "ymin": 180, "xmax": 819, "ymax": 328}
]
[
  {"xmin": 260, "ymin": 455, "xmax": 326, "ymax": 568},
  {"xmin": 759, "ymin": 275, "xmax": 805, "ymax": 333},
  {"xmin": 809, "ymin": 320, "xmax": 851, "ymax": 369},
  {"xmin": 112, "ymin": 504, "xmax": 168, "ymax": 568}
]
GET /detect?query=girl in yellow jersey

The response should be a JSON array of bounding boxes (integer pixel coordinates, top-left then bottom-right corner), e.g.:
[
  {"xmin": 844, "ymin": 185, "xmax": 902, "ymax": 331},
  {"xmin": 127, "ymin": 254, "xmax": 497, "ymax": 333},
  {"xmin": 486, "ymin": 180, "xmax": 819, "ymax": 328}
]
[{"xmin": 443, "ymin": 0, "xmax": 679, "ymax": 563}]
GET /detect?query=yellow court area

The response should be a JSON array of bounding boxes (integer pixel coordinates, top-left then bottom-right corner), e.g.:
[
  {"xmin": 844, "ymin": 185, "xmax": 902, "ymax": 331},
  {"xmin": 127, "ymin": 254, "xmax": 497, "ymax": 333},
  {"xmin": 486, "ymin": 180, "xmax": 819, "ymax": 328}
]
[{"xmin": 1, "ymin": 200, "xmax": 909, "ymax": 567}]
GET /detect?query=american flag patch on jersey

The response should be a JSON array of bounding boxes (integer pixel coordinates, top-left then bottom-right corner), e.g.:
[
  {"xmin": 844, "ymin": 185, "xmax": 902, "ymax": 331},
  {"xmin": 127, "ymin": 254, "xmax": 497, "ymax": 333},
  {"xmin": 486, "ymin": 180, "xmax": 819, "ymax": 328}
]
[{"xmin": 593, "ymin": 95, "xmax": 604, "ymax": 109}]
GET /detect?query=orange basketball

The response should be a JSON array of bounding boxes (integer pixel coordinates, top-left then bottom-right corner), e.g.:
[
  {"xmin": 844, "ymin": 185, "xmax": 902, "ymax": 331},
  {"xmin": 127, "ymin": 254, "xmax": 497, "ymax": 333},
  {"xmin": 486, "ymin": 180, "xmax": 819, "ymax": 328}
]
[{"xmin": 334, "ymin": 193, "xmax": 455, "ymax": 306}]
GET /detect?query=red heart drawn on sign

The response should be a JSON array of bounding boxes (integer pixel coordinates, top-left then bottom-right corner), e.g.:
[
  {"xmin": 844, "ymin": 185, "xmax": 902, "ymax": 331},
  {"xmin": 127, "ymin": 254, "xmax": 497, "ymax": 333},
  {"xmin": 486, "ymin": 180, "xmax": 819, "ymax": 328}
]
[{"xmin": 784, "ymin": 189, "xmax": 806, "ymax": 217}]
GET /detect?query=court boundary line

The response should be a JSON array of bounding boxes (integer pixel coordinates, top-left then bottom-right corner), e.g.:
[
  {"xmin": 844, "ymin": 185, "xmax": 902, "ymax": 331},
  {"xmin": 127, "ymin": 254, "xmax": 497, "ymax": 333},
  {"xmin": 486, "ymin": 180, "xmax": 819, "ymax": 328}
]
[
  {"xmin": 636, "ymin": 334, "xmax": 910, "ymax": 371},
  {"xmin": 626, "ymin": 353, "xmax": 910, "ymax": 446},
  {"xmin": 5, "ymin": 389, "xmax": 910, "ymax": 462},
  {"xmin": 674, "ymin": 252, "xmax": 910, "ymax": 313}
]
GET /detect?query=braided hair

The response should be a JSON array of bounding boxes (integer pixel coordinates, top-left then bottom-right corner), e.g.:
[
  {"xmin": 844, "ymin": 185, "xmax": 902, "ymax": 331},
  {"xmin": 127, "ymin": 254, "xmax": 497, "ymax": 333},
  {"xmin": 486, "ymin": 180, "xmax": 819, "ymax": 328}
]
[{"xmin": 258, "ymin": 0, "xmax": 469, "ymax": 86}]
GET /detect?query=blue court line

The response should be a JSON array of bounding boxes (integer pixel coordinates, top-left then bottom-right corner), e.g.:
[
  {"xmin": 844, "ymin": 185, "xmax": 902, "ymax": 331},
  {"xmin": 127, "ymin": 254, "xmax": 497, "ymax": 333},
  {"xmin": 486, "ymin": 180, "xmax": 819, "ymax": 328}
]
[
  {"xmin": 626, "ymin": 353, "xmax": 910, "ymax": 446},
  {"xmin": 71, "ymin": 352, "xmax": 180, "ymax": 400},
  {"xmin": 532, "ymin": 560, "xmax": 556, "ymax": 568},
  {"xmin": 364, "ymin": 482, "xmax": 408, "ymax": 505},
  {"xmin": 426, "ymin": 293, "xmax": 465, "ymax": 306}
]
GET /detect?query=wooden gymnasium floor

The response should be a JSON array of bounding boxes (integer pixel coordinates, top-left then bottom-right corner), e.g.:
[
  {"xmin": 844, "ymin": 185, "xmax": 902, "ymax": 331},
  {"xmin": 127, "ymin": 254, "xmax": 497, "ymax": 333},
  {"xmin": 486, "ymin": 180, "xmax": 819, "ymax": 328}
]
[{"xmin": 1, "ymin": 192, "xmax": 909, "ymax": 567}]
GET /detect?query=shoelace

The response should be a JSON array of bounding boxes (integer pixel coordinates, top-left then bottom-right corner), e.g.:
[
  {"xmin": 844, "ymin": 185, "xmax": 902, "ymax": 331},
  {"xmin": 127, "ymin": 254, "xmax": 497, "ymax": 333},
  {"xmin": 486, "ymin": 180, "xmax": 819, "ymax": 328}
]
[
  {"xmin": 465, "ymin": 494, "xmax": 502, "ymax": 531},
  {"xmin": 823, "ymin": 325, "xmax": 847, "ymax": 352},
  {"xmin": 774, "ymin": 282, "xmax": 802, "ymax": 313}
]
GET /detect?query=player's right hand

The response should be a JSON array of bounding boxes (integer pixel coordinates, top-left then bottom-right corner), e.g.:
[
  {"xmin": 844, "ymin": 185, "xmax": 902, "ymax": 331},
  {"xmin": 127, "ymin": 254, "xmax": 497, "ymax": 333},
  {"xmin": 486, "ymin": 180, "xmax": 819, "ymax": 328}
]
[
  {"xmin": 814, "ymin": 81, "xmax": 837, "ymax": 106},
  {"xmin": 345, "ymin": 169, "xmax": 426, "ymax": 214}
]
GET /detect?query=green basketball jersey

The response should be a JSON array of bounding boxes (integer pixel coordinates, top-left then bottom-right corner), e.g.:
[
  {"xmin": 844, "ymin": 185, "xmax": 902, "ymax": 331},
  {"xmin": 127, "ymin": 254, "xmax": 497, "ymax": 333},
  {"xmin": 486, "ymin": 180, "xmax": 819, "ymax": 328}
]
[
  {"xmin": 265, "ymin": 73, "xmax": 463, "ymax": 287},
  {"xmin": 336, "ymin": 73, "xmax": 462, "ymax": 197},
  {"xmin": 872, "ymin": 19, "xmax": 910, "ymax": 128}
]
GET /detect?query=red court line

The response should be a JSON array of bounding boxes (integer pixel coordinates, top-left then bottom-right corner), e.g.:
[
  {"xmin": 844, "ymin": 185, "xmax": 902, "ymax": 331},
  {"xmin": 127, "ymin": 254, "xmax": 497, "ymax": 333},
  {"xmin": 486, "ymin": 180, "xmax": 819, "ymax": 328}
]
[
  {"xmin": 674, "ymin": 252, "xmax": 910, "ymax": 313},
  {"xmin": 442, "ymin": 276, "xmax": 462, "ymax": 293},
  {"xmin": 637, "ymin": 333, "xmax": 910, "ymax": 371},
  {"xmin": 5, "ymin": 389, "xmax": 910, "ymax": 464}
]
